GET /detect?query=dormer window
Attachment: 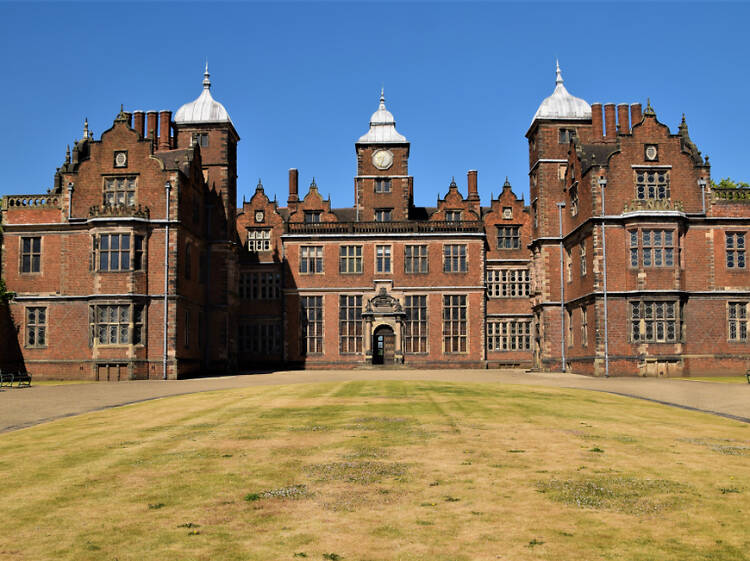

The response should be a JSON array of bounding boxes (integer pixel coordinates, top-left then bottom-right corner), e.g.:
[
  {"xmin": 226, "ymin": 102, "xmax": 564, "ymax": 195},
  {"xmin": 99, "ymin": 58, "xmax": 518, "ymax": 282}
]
[
  {"xmin": 375, "ymin": 178, "xmax": 391, "ymax": 193},
  {"xmin": 559, "ymin": 128, "xmax": 576, "ymax": 144},
  {"xmin": 103, "ymin": 176, "xmax": 136, "ymax": 206},
  {"xmin": 304, "ymin": 211, "xmax": 322, "ymax": 223},
  {"xmin": 445, "ymin": 210, "xmax": 462, "ymax": 222}
]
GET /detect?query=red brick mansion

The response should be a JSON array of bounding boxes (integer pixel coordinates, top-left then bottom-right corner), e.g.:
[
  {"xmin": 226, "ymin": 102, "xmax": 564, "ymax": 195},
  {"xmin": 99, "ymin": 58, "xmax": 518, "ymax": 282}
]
[{"xmin": 1, "ymin": 64, "xmax": 746, "ymax": 379}]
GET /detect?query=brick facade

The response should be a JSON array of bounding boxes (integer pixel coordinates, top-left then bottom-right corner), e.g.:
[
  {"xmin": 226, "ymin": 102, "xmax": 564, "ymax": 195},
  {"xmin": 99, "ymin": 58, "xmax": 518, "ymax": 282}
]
[{"xmin": 1, "ymin": 72, "xmax": 748, "ymax": 379}]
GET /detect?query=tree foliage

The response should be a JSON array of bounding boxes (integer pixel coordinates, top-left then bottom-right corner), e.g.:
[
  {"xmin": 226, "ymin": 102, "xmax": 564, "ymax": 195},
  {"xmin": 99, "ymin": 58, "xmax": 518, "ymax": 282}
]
[
  {"xmin": 0, "ymin": 277, "xmax": 14, "ymax": 303},
  {"xmin": 711, "ymin": 177, "xmax": 750, "ymax": 189}
]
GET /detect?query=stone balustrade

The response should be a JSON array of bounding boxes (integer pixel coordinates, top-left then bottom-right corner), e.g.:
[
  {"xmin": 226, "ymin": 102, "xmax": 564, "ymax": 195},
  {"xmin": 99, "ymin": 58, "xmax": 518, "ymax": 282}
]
[
  {"xmin": 286, "ymin": 220, "xmax": 484, "ymax": 234},
  {"xmin": 2, "ymin": 194, "xmax": 61, "ymax": 210}
]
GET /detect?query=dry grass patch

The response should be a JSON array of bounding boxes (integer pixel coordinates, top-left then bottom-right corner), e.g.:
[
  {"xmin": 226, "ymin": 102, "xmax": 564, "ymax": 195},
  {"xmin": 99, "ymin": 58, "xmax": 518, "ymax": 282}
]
[{"xmin": 0, "ymin": 380, "xmax": 749, "ymax": 561}]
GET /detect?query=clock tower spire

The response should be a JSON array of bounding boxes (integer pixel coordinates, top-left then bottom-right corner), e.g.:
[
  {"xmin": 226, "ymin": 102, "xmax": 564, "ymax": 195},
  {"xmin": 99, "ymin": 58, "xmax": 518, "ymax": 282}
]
[{"xmin": 354, "ymin": 90, "xmax": 412, "ymax": 221}]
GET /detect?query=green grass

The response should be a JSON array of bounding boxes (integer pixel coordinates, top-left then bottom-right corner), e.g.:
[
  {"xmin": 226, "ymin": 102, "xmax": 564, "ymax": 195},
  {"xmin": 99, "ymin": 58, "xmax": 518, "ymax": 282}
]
[
  {"xmin": 30, "ymin": 379, "xmax": 96, "ymax": 386},
  {"xmin": 678, "ymin": 376, "xmax": 749, "ymax": 384},
  {"xmin": 1, "ymin": 380, "xmax": 749, "ymax": 561}
]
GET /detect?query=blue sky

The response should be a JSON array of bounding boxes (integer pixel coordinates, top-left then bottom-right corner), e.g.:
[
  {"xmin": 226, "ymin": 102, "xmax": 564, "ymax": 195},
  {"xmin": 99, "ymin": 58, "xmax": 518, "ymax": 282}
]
[{"xmin": 1, "ymin": 2, "xmax": 748, "ymax": 208}]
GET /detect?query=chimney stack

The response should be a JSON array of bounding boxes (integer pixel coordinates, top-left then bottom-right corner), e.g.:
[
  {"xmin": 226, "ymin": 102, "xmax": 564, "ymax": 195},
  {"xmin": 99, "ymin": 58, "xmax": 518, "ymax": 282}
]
[
  {"xmin": 630, "ymin": 103, "xmax": 643, "ymax": 126},
  {"xmin": 288, "ymin": 168, "xmax": 299, "ymax": 202},
  {"xmin": 604, "ymin": 104, "xmax": 616, "ymax": 141},
  {"xmin": 591, "ymin": 103, "xmax": 603, "ymax": 141},
  {"xmin": 467, "ymin": 170, "xmax": 478, "ymax": 199},
  {"xmin": 158, "ymin": 111, "xmax": 172, "ymax": 151},
  {"xmin": 146, "ymin": 111, "xmax": 158, "ymax": 142},
  {"xmin": 133, "ymin": 111, "xmax": 145, "ymax": 139},
  {"xmin": 617, "ymin": 104, "xmax": 630, "ymax": 134}
]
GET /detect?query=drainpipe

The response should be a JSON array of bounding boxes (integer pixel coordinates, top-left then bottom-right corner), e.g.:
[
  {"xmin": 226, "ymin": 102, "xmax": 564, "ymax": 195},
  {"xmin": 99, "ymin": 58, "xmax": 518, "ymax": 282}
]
[
  {"xmin": 67, "ymin": 182, "xmax": 74, "ymax": 220},
  {"xmin": 163, "ymin": 180, "xmax": 172, "ymax": 380},
  {"xmin": 698, "ymin": 178, "xmax": 707, "ymax": 214},
  {"xmin": 599, "ymin": 177, "xmax": 609, "ymax": 378},
  {"xmin": 556, "ymin": 202, "xmax": 566, "ymax": 372}
]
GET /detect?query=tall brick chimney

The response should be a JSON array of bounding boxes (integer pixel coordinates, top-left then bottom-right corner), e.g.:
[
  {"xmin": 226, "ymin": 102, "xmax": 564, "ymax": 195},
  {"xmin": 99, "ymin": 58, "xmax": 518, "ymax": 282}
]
[
  {"xmin": 630, "ymin": 103, "xmax": 643, "ymax": 126},
  {"xmin": 604, "ymin": 104, "xmax": 616, "ymax": 141},
  {"xmin": 133, "ymin": 111, "xmax": 145, "ymax": 139},
  {"xmin": 158, "ymin": 111, "xmax": 172, "ymax": 151},
  {"xmin": 591, "ymin": 103, "xmax": 603, "ymax": 141},
  {"xmin": 288, "ymin": 168, "xmax": 299, "ymax": 204},
  {"xmin": 467, "ymin": 170, "xmax": 478, "ymax": 199},
  {"xmin": 617, "ymin": 104, "xmax": 629, "ymax": 134},
  {"xmin": 146, "ymin": 111, "xmax": 158, "ymax": 142}
]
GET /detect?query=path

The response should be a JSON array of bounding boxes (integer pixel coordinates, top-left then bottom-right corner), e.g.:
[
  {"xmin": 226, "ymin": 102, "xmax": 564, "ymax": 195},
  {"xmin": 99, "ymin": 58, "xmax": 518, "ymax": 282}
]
[{"xmin": 1, "ymin": 369, "xmax": 749, "ymax": 433}]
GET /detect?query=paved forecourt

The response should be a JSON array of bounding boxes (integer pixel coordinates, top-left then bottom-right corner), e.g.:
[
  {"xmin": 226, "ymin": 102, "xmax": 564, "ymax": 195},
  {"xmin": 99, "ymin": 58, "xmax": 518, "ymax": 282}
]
[{"xmin": 1, "ymin": 369, "xmax": 749, "ymax": 433}]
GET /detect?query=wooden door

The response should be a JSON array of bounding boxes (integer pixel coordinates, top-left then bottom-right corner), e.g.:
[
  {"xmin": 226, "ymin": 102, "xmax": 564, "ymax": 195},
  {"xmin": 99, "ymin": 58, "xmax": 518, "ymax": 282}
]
[{"xmin": 383, "ymin": 332, "xmax": 395, "ymax": 364}]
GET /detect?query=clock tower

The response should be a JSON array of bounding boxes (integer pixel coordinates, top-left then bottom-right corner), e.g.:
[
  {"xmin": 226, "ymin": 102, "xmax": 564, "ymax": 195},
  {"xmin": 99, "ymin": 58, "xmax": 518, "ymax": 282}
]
[{"xmin": 354, "ymin": 90, "xmax": 413, "ymax": 221}]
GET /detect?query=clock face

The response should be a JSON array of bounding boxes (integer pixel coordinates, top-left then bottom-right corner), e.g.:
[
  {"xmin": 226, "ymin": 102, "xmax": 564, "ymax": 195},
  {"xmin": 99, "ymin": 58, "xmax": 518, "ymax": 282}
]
[
  {"xmin": 372, "ymin": 149, "xmax": 394, "ymax": 170},
  {"xmin": 255, "ymin": 210, "xmax": 264, "ymax": 223},
  {"xmin": 645, "ymin": 145, "xmax": 658, "ymax": 161}
]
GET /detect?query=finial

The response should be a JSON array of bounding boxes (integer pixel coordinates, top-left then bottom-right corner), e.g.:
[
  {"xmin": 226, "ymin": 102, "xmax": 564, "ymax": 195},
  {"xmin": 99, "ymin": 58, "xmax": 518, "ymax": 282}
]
[
  {"xmin": 256, "ymin": 178, "xmax": 263, "ymax": 191},
  {"xmin": 503, "ymin": 176, "xmax": 511, "ymax": 188},
  {"xmin": 555, "ymin": 59, "xmax": 563, "ymax": 85},
  {"xmin": 310, "ymin": 177, "xmax": 317, "ymax": 189},
  {"xmin": 114, "ymin": 105, "xmax": 127, "ymax": 122},
  {"xmin": 203, "ymin": 61, "xmax": 211, "ymax": 90},
  {"xmin": 65, "ymin": 144, "xmax": 70, "ymax": 164},
  {"xmin": 83, "ymin": 118, "xmax": 90, "ymax": 140},
  {"xmin": 380, "ymin": 86, "xmax": 385, "ymax": 103},
  {"xmin": 644, "ymin": 98, "xmax": 655, "ymax": 116}
]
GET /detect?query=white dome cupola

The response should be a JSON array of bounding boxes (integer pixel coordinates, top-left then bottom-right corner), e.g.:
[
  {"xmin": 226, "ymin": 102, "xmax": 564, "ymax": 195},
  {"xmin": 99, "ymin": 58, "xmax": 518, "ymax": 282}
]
[
  {"xmin": 531, "ymin": 62, "xmax": 591, "ymax": 125},
  {"xmin": 357, "ymin": 89, "xmax": 408, "ymax": 144},
  {"xmin": 175, "ymin": 63, "xmax": 233, "ymax": 124}
]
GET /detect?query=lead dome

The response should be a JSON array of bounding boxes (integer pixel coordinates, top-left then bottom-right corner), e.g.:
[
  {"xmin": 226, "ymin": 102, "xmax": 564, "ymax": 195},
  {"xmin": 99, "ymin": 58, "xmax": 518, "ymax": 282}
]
[
  {"xmin": 175, "ymin": 64, "xmax": 232, "ymax": 124},
  {"xmin": 357, "ymin": 89, "xmax": 408, "ymax": 144},
  {"xmin": 531, "ymin": 62, "xmax": 591, "ymax": 125}
]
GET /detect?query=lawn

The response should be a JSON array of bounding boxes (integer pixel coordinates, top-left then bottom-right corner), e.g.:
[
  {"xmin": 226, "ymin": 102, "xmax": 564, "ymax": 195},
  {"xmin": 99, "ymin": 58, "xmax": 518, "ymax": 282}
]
[
  {"xmin": 1, "ymin": 381, "xmax": 748, "ymax": 561},
  {"xmin": 678, "ymin": 376, "xmax": 749, "ymax": 384}
]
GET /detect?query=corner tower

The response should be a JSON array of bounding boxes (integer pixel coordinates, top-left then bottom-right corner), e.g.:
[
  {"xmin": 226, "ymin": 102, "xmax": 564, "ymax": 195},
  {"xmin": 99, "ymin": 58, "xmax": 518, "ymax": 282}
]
[
  {"xmin": 174, "ymin": 64, "xmax": 240, "ymax": 232},
  {"xmin": 526, "ymin": 62, "xmax": 592, "ymax": 239},
  {"xmin": 354, "ymin": 90, "xmax": 413, "ymax": 221},
  {"xmin": 527, "ymin": 62, "xmax": 593, "ymax": 372}
]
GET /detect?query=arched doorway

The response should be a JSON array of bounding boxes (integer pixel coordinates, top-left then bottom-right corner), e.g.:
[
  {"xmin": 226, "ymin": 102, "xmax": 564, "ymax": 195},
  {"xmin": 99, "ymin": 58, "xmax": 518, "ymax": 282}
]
[{"xmin": 372, "ymin": 324, "xmax": 395, "ymax": 365}]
